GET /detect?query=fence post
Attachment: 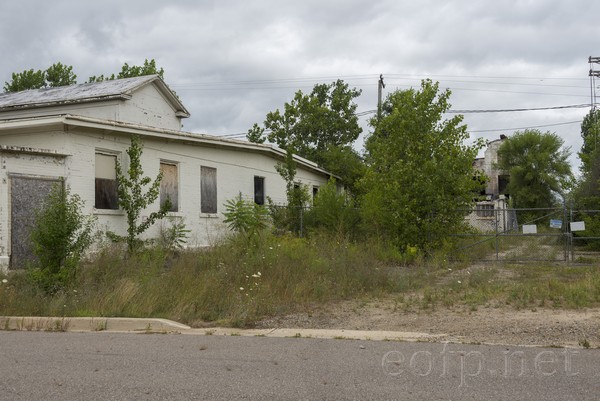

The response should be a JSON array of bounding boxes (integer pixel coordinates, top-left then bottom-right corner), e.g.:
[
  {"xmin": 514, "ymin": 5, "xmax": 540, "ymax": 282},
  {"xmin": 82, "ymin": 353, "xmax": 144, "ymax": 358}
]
[
  {"xmin": 495, "ymin": 207, "xmax": 499, "ymax": 261},
  {"xmin": 563, "ymin": 201, "xmax": 568, "ymax": 263},
  {"xmin": 299, "ymin": 206, "xmax": 304, "ymax": 238}
]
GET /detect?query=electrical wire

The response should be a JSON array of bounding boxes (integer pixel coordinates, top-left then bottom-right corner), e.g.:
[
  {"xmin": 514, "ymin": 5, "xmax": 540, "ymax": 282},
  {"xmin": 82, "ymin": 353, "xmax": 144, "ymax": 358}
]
[
  {"xmin": 468, "ymin": 120, "xmax": 581, "ymax": 133},
  {"xmin": 447, "ymin": 104, "xmax": 591, "ymax": 113}
]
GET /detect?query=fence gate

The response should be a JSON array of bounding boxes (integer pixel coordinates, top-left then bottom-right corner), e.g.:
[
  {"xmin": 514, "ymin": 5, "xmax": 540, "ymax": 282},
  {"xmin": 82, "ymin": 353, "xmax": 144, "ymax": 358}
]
[{"xmin": 453, "ymin": 207, "xmax": 573, "ymax": 263}]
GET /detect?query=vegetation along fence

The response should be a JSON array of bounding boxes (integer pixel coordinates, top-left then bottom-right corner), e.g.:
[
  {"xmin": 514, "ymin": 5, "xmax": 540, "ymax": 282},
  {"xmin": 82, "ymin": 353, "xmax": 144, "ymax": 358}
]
[
  {"xmin": 453, "ymin": 206, "xmax": 600, "ymax": 264},
  {"xmin": 269, "ymin": 203, "xmax": 600, "ymax": 264}
]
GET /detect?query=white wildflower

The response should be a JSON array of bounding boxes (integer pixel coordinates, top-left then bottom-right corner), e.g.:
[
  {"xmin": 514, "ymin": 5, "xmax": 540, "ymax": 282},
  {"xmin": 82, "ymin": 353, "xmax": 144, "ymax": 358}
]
[
  {"xmin": 457, "ymin": 280, "xmax": 461, "ymax": 284},
  {"xmin": 239, "ymin": 287, "xmax": 244, "ymax": 291},
  {"xmin": 1, "ymin": 279, "xmax": 7, "ymax": 284}
]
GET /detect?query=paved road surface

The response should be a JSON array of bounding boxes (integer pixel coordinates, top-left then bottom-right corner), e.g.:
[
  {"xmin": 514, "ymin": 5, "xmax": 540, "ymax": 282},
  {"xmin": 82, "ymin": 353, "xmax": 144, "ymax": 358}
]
[{"xmin": 0, "ymin": 331, "xmax": 598, "ymax": 400}]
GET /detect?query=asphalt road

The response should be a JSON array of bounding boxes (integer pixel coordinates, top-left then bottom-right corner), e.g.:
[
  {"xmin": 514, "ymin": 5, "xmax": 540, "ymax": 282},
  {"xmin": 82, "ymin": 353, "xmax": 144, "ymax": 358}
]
[{"xmin": 0, "ymin": 331, "xmax": 599, "ymax": 400}]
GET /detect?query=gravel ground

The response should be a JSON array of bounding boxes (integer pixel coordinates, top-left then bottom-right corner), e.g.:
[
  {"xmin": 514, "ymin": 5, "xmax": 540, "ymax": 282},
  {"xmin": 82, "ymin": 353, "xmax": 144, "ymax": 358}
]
[{"xmin": 256, "ymin": 299, "xmax": 600, "ymax": 348}]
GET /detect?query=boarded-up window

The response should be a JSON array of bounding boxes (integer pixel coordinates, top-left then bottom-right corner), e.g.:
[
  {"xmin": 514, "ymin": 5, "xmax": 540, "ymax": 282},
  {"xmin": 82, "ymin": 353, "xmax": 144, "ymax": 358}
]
[
  {"xmin": 160, "ymin": 162, "xmax": 179, "ymax": 212},
  {"xmin": 312, "ymin": 186, "xmax": 319, "ymax": 202},
  {"xmin": 254, "ymin": 176, "xmax": 265, "ymax": 205},
  {"xmin": 95, "ymin": 153, "xmax": 118, "ymax": 210},
  {"xmin": 201, "ymin": 166, "xmax": 217, "ymax": 213}
]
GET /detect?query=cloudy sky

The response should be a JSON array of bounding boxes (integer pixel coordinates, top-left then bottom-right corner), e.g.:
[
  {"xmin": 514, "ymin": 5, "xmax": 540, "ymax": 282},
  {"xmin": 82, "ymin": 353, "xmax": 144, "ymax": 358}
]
[{"xmin": 1, "ymin": 0, "xmax": 598, "ymax": 170}]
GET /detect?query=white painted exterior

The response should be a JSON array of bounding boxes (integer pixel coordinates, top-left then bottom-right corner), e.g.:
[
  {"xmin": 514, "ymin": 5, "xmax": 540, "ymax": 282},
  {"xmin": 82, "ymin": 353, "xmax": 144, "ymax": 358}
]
[{"xmin": 0, "ymin": 78, "xmax": 333, "ymax": 270}]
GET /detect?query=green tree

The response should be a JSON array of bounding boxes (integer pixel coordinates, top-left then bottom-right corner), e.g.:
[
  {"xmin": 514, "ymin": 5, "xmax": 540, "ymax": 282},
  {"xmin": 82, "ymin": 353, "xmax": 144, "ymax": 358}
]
[
  {"xmin": 360, "ymin": 80, "xmax": 484, "ymax": 251},
  {"xmin": 45, "ymin": 62, "xmax": 77, "ymax": 87},
  {"xmin": 247, "ymin": 80, "xmax": 363, "ymax": 191},
  {"xmin": 578, "ymin": 109, "xmax": 600, "ymax": 175},
  {"xmin": 4, "ymin": 69, "xmax": 46, "ymax": 92},
  {"xmin": 496, "ymin": 129, "xmax": 572, "ymax": 210},
  {"xmin": 116, "ymin": 135, "xmax": 171, "ymax": 252},
  {"xmin": 88, "ymin": 59, "xmax": 165, "ymax": 83},
  {"xmin": 3, "ymin": 63, "xmax": 77, "ymax": 92},
  {"xmin": 30, "ymin": 184, "xmax": 95, "ymax": 292},
  {"xmin": 306, "ymin": 178, "xmax": 359, "ymax": 237}
]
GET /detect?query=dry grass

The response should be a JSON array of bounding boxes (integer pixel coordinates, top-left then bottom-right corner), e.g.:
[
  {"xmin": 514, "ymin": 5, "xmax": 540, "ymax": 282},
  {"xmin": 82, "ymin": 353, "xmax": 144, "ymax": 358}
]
[{"xmin": 2, "ymin": 233, "xmax": 600, "ymax": 327}]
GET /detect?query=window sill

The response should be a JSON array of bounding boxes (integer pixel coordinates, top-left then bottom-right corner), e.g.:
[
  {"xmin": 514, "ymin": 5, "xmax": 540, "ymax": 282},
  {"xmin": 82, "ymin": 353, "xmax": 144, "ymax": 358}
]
[
  {"xmin": 94, "ymin": 209, "xmax": 124, "ymax": 216},
  {"xmin": 200, "ymin": 213, "xmax": 220, "ymax": 219}
]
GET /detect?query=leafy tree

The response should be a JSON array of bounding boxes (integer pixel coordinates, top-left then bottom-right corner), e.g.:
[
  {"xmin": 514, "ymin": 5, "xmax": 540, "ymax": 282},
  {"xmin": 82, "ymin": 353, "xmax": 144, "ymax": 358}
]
[
  {"xmin": 571, "ymin": 111, "xmax": 600, "ymax": 248},
  {"xmin": 4, "ymin": 69, "xmax": 47, "ymax": 92},
  {"xmin": 30, "ymin": 184, "xmax": 95, "ymax": 292},
  {"xmin": 360, "ymin": 79, "xmax": 485, "ymax": 251},
  {"xmin": 578, "ymin": 109, "xmax": 600, "ymax": 175},
  {"xmin": 305, "ymin": 178, "xmax": 359, "ymax": 237},
  {"xmin": 3, "ymin": 63, "xmax": 77, "ymax": 92},
  {"xmin": 45, "ymin": 62, "xmax": 77, "ymax": 87},
  {"xmin": 115, "ymin": 135, "xmax": 171, "ymax": 252},
  {"xmin": 247, "ymin": 80, "xmax": 363, "ymax": 190},
  {"xmin": 88, "ymin": 59, "xmax": 165, "ymax": 83},
  {"xmin": 496, "ymin": 129, "xmax": 572, "ymax": 210},
  {"xmin": 4, "ymin": 59, "xmax": 163, "ymax": 92}
]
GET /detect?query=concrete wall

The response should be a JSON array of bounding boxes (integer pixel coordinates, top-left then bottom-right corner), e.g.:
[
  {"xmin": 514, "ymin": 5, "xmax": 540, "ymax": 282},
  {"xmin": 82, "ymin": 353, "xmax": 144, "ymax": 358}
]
[{"xmin": 0, "ymin": 126, "xmax": 330, "ymax": 270}]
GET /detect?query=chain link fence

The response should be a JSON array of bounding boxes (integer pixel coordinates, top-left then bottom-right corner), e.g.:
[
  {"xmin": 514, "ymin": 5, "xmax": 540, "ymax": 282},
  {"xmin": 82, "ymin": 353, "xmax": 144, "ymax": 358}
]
[
  {"xmin": 453, "ymin": 206, "xmax": 600, "ymax": 264},
  {"xmin": 266, "ymin": 202, "xmax": 600, "ymax": 264}
]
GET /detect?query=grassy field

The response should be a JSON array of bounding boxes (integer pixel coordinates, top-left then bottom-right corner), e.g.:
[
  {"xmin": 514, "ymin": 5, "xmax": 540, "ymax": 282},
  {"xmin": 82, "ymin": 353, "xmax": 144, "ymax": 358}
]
[{"xmin": 1, "ymin": 232, "xmax": 600, "ymax": 327}]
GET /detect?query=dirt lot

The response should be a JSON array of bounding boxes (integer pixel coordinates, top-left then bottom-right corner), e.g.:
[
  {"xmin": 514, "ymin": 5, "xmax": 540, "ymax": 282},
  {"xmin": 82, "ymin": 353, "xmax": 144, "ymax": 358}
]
[{"xmin": 257, "ymin": 299, "xmax": 600, "ymax": 348}]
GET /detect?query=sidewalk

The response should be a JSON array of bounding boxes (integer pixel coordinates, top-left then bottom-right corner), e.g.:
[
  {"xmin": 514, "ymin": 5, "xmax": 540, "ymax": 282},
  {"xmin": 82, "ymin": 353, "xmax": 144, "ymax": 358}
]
[{"xmin": 0, "ymin": 316, "xmax": 447, "ymax": 342}]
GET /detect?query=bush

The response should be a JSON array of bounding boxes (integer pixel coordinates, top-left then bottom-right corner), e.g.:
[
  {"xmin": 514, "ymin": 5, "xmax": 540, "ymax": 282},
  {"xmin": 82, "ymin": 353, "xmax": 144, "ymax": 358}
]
[
  {"xmin": 305, "ymin": 178, "xmax": 360, "ymax": 238},
  {"xmin": 29, "ymin": 184, "xmax": 95, "ymax": 293},
  {"xmin": 223, "ymin": 194, "xmax": 270, "ymax": 239}
]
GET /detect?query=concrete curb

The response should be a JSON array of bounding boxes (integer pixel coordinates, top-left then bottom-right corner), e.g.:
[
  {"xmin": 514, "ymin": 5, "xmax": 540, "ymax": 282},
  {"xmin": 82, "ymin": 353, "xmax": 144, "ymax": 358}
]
[
  {"xmin": 0, "ymin": 316, "xmax": 191, "ymax": 333},
  {"xmin": 0, "ymin": 316, "xmax": 447, "ymax": 342}
]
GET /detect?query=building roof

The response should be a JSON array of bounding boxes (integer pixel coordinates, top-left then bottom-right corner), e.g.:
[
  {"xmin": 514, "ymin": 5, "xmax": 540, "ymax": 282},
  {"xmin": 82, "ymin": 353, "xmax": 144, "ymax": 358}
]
[
  {"xmin": 0, "ymin": 75, "xmax": 190, "ymax": 118},
  {"xmin": 0, "ymin": 114, "xmax": 336, "ymax": 179}
]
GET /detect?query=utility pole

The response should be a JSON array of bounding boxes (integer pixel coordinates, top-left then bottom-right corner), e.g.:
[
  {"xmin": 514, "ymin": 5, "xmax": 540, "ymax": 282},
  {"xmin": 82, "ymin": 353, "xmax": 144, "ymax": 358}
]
[
  {"xmin": 377, "ymin": 74, "xmax": 385, "ymax": 123},
  {"xmin": 589, "ymin": 57, "xmax": 600, "ymax": 151}
]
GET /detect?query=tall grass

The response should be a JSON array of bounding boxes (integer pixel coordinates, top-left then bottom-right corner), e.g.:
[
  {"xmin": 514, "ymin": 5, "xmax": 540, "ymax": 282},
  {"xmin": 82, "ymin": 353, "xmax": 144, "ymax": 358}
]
[
  {"xmin": 3, "ymin": 233, "xmax": 600, "ymax": 327},
  {"xmin": 0, "ymin": 232, "xmax": 414, "ymax": 327}
]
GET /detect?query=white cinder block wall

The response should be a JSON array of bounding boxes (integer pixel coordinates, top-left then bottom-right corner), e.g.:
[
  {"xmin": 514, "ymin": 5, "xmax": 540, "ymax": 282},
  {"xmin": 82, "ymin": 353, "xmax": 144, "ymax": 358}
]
[{"xmin": 0, "ymin": 125, "xmax": 330, "ymax": 269}]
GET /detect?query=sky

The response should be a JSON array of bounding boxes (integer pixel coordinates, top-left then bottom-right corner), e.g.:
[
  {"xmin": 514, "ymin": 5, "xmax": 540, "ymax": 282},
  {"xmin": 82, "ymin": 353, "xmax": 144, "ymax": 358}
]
[{"xmin": 1, "ymin": 0, "xmax": 598, "ymax": 171}]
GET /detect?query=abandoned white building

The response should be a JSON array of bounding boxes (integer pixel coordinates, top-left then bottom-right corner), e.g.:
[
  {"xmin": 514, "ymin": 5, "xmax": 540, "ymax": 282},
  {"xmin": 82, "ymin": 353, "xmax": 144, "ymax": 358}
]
[
  {"xmin": 468, "ymin": 136, "xmax": 517, "ymax": 233},
  {"xmin": 0, "ymin": 75, "xmax": 333, "ymax": 270}
]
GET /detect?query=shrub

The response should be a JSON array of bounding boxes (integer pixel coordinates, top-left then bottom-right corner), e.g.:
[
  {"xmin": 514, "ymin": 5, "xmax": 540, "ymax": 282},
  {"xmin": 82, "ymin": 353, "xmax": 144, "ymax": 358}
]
[
  {"xmin": 223, "ymin": 194, "xmax": 270, "ymax": 238},
  {"xmin": 29, "ymin": 184, "xmax": 95, "ymax": 292},
  {"xmin": 305, "ymin": 178, "xmax": 360, "ymax": 238}
]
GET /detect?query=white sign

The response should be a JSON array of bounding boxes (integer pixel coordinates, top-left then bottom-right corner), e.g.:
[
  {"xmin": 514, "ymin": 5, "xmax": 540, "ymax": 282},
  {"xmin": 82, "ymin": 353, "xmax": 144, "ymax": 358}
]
[
  {"xmin": 550, "ymin": 219, "xmax": 562, "ymax": 229},
  {"xmin": 522, "ymin": 224, "xmax": 537, "ymax": 234},
  {"xmin": 570, "ymin": 221, "xmax": 586, "ymax": 232}
]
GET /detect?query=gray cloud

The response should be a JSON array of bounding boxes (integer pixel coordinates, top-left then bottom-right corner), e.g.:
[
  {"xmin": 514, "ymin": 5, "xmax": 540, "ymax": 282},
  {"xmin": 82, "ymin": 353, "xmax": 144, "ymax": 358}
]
[{"xmin": 0, "ymin": 0, "xmax": 597, "ymax": 169}]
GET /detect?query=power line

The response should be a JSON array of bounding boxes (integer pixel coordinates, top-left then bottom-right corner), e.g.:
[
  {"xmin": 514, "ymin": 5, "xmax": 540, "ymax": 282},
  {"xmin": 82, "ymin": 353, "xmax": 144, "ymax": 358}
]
[
  {"xmin": 448, "ymin": 104, "xmax": 591, "ymax": 113},
  {"xmin": 468, "ymin": 120, "xmax": 581, "ymax": 133}
]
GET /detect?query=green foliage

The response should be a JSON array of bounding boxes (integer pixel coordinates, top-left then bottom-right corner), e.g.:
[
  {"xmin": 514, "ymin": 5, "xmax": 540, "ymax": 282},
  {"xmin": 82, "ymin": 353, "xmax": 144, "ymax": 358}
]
[
  {"xmin": 578, "ymin": 109, "xmax": 600, "ymax": 175},
  {"xmin": 4, "ymin": 62, "xmax": 77, "ymax": 92},
  {"xmin": 248, "ymin": 80, "xmax": 364, "ymax": 189},
  {"xmin": 318, "ymin": 145, "xmax": 366, "ymax": 196},
  {"xmin": 87, "ymin": 59, "xmax": 164, "ymax": 83},
  {"xmin": 360, "ymin": 79, "xmax": 485, "ymax": 251},
  {"xmin": 116, "ymin": 135, "xmax": 171, "ymax": 252},
  {"xmin": 158, "ymin": 219, "xmax": 190, "ymax": 251},
  {"xmin": 497, "ymin": 129, "xmax": 572, "ymax": 210},
  {"xmin": 305, "ymin": 179, "xmax": 359, "ymax": 237},
  {"xmin": 0, "ymin": 233, "xmax": 407, "ymax": 326},
  {"xmin": 223, "ymin": 194, "xmax": 270, "ymax": 238},
  {"xmin": 29, "ymin": 184, "xmax": 95, "ymax": 293},
  {"xmin": 44, "ymin": 62, "xmax": 77, "ymax": 88},
  {"xmin": 3, "ymin": 69, "xmax": 46, "ymax": 92},
  {"xmin": 5, "ymin": 58, "xmax": 163, "ymax": 91}
]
